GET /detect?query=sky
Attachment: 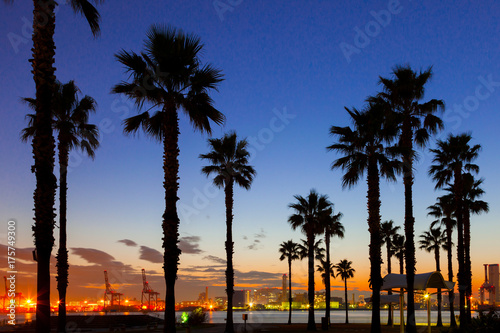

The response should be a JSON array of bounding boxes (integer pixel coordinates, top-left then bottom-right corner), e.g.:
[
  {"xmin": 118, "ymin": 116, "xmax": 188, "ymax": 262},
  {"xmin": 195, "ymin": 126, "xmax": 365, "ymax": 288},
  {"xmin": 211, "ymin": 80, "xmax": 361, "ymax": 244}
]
[{"xmin": 0, "ymin": 0, "xmax": 499, "ymax": 304}]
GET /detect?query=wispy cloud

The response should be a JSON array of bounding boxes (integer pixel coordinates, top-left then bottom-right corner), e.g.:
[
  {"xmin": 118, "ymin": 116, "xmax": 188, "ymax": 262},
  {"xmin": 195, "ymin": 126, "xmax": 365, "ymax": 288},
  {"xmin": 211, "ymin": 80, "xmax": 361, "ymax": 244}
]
[
  {"xmin": 117, "ymin": 239, "xmax": 137, "ymax": 247},
  {"xmin": 139, "ymin": 246, "xmax": 163, "ymax": 263},
  {"xmin": 203, "ymin": 255, "xmax": 226, "ymax": 264},
  {"xmin": 247, "ymin": 228, "xmax": 266, "ymax": 250},
  {"xmin": 179, "ymin": 235, "xmax": 203, "ymax": 254}
]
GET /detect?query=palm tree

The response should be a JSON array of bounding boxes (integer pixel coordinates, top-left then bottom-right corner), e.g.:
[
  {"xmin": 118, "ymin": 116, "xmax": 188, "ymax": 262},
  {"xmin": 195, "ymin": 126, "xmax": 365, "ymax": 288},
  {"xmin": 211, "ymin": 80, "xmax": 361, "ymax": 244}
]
[
  {"xmin": 320, "ymin": 207, "xmax": 344, "ymax": 324},
  {"xmin": 288, "ymin": 189, "xmax": 331, "ymax": 331},
  {"xmin": 333, "ymin": 259, "xmax": 355, "ymax": 324},
  {"xmin": 328, "ymin": 99, "xmax": 401, "ymax": 333},
  {"xmin": 21, "ymin": 81, "xmax": 99, "ymax": 333},
  {"xmin": 380, "ymin": 220, "xmax": 400, "ymax": 326},
  {"xmin": 429, "ymin": 133, "xmax": 481, "ymax": 325},
  {"xmin": 317, "ymin": 259, "xmax": 336, "ymax": 286},
  {"xmin": 4, "ymin": 1, "xmax": 103, "ymax": 331},
  {"xmin": 200, "ymin": 132, "xmax": 255, "ymax": 333},
  {"xmin": 112, "ymin": 25, "xmax": 224, "ymax": 333},
  {"xmin": 279, "ymin": 240, "xmax": 300, "ymax": 325},
  {"xmin": 418, "ymin": 226, "xmax": 446, "ymax": 327},
  {"xmin": 461, "ymin": 174, "xmax": 488, "ymax": 317},
  {"xmin": 427, "ymin": 195, "xmax": 457, "ymax": 327},
  {"xmin": 392, "ymin": 234, "xmax": 405, "ymax": 274},
  {"xmin": 375, "ymin": 65, "xmax": 444, "ymax": 333}
]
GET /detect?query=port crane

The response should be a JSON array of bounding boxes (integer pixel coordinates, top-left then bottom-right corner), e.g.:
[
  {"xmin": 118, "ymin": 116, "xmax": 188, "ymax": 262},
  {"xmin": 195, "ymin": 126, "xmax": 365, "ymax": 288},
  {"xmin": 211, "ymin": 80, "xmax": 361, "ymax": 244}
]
[
  {"xmin": 141, "ymin": 269, "xmax": 160, "ymax": 310},
  {"xmin": 103, "ymin": 270, "xmax": 122, "ymax": 308}
]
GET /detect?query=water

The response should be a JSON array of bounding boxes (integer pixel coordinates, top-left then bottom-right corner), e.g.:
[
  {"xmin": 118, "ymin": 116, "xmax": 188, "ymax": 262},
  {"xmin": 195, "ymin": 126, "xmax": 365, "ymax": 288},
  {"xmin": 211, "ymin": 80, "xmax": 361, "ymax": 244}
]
[
  {"xmin": 167, "ymin": 309, "xmax": 471, "ymax": 325},
  {"xmin": 2, "ymin": 310, "xmax": 475, "ymax": 325}
]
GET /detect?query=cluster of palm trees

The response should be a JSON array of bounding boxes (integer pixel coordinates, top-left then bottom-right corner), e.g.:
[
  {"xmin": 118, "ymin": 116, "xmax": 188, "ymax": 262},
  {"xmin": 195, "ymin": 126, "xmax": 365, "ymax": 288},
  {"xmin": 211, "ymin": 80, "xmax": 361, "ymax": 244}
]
[
  {"xmin": 327, "ymin": 65, "xmax": 487, "ymax": 333},
  {"xmin": 282, "ymin": 190, "xmax": 355, "ymax": 329},
  {"xmin": 10, "ymin": 0, "xmax": 254, "ymax": 330},
  {"xmin": 4, "ymin": 1, "xmax": 104, "ymax": 332}
]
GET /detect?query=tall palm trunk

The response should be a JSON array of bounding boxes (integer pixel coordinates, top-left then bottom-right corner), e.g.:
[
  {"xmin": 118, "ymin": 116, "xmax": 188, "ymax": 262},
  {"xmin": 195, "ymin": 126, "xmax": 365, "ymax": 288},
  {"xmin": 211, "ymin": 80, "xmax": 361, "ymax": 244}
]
[
  {"xmin": 464, "ymin": 210, "xmax": 472, "ymax": 322},
  {"xmin": 162, "ymin": 111, "xmax": 181, "ymax": 333},
  {"xmin": 434, "ymin": 244, "xmax": 443, "ymax": 327},
  {"xmin": 445, "ymin": 221, "xmax": 457, "ymax": 327},
  {"xmin": 287, "ymin": 258, "xmax": 293, "ymax": 325},
  {"xmin": 56, "ymin": 139, "xmax": 69, "ymax": 333},
  {"xmin": 32, "ymin": 1, "xmax": 57, "ymax": 332},
  {"xmin": 307, "ymin": 229, "xmax": 316, "ymax": 331},
  {"xmin": 386, "ymin": 241, "xmax": 393, "ymax": 326},
  {"xmin": 453, "ymin": 168, "xmax": 466, "ymax": 325},
  {"xmin": 224, "ymin": 179, "xmax": 235, "ymax": 333},
  {"xmin": 344, "ymin": 278, "xmax": 349, "ymax": 324},
  {"xmin": 325, "ymin": 234, "xmax": 331, "ymax": 325},
  {"xmin": 401, "ymin": 122, "xmax": 416, "ymax": 333},
  {"xmin": 367, "ymin": 159, "xmax": 381, "ymax": 333}
]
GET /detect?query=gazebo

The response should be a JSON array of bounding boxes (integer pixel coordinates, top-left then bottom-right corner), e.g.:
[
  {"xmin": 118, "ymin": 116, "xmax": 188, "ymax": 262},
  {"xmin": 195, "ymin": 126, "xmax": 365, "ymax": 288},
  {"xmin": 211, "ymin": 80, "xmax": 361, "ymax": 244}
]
[{"xmin": 381, "ymin": 272, "xmax": 455, "ymax": 333}]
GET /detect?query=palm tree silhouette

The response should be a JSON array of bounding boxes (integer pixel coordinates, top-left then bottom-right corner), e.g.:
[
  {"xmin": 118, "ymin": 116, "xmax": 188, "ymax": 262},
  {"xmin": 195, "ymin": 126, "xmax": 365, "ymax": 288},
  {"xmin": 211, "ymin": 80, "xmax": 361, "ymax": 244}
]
[
  {"xmin": 279, "ymin": 240, "xmax": 301, "ymax": 324},
  {"xmin": 112, "ymin": 24, "xmax": 224, "ymax": 333},
  {"xmin": 320, "ymin": 207, "xmax": 344, "ymax": 325},
  {"xmin": 21, "ymin": 81, "xmax": 99, "ymax": 332},
  {"xmin": 4, "ymin": 1, "xmax": 103, "ymax": 330},
  {"xmin": 460, "ymin": 174, "xmax": 488, "ymax": 317},
  {"xmin": 288, "ymin": 189, "xmax": 331, "ymax": 331},
  {"xmin": 328, "ymin": 99, "xmax": 401, "ymax": 333},
  {"xmin": 380, "ymin": 220, "xmax": 400, "ymax": 326},
  {"xmin": 392, "ymin": 233, "xmax": 405, "ymax": 275},
  {"xmin": 333, "ymin": 259, "xmax": 355, "ymax": 324},
  {"xmin": 200, "ymin": 132, "xmax": 255, "ymax": 333},
  {"xmin": 427, "ymin": 195, "xmax": 457, "ymax": 327},
  {"xmin": 429, "ymin": 133, "xmax": 481, "ymax": 325},
  {"xmin": 374, "ymin": 65, "xmax": 444, "ymax": 333},
  {"xmin": 418, "ymin": 226, "xmax": 446, "ymax": 327}
]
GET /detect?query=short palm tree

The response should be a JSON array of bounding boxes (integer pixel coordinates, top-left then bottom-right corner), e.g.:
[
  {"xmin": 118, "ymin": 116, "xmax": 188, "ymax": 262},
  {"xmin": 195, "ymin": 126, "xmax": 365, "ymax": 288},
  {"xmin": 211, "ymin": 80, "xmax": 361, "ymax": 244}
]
[
  {"xmin": 374, "ymin": 65, "xmax": 444, "ymax": 333},
  {"xmin": 4, "ymin": 1, "xmax": 103, "ymax": 331},
  {"xmin": 418, "ymin": 226, "xmax": 446, "ymax": 327},
  {"xmin": 288, "ymin": 189, "xmax": 331, "ymax": 331},
  {"xmin": 21, "ymin": 81, "xmax": 99, "ymax": 333},
  {"xmin": 333, "ymin": 259, "xmax": 355, "ymax": 324},
  {"xmin": 320, "ymin": 207, "xmax": 344, "ymax": 324},
  {"xmin": 200, "ymin": 132, "xmax": 255, "ymax": 333},
  {"xmin": 380, "ymin": 220, "xmax": 400, "ymax": 326},
  {"xmin": 461, "ymin": 174, "xmax": 488, "ymax": 316},
  {"xmin": 317, "ymin": 259, "xmax": 335, "ymax": 286},
  {"xmin": 429, "ymin": 133, "xmax": 481, "ymax": 325},
  {"xmin": 328, "ymin": 99, "xmax": 401, "ymax": 333},
  {"xmin": 112, "ymin": 25, "xmax": 224, "ymax": 333},
  {"xmin": 279, "ymin": 240, "xmax": 301, "ymax": 324},
  {"xmin": 428, "ymin": 195, "xmax": 457, "ymax": 327}
]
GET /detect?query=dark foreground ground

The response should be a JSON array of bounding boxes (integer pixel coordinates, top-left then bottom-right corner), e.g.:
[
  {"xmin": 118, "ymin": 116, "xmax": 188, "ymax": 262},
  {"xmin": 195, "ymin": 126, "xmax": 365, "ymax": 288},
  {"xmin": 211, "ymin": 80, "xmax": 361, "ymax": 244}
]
[{"xmin": 0, "ymin": 314, "xmax": 449, "ymax": 333}]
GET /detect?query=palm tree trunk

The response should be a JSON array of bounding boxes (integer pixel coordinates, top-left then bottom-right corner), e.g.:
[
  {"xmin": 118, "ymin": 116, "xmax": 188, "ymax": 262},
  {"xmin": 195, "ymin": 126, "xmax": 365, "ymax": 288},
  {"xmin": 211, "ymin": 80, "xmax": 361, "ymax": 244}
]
[
  {"xmin": 454, "ymin": 168, "xmax": 466, "ymax": 326},
  {"xmin": 325, "ymin": 235, "xmax": 331, "ymax": 325},
  {"xmin": 446, "ymin": 222, "xmax": 457, "ymax": 327},
  {"xmin": 344, "ymin": 279, "xmax": 349, "ymax": 324},
  {"xmin": 386, "ymin": 243, "xmax": 393, "ymax": 326},
  {"xmin": 31, "ymin": 1, "xmax": 57, "ymax": 332},
  {"xmin": 162, "ymin": 111, "xmax": 181, "ymax": 333},
  {"xmin": 57, "ymin": 142, "xmax": 69, "ymax": 333},
  {"xmin": 288, "ymin": 258, "xmax": 292, "ymax": 325},
  {"xmin": 402, "ymin": 122, "xmax": 417, "ymax": 333},
  {"xmin": 307, "ymin": 230, "xmax": 316, "ymax": 331},
  {"xmin": 224, "ymin": 179, "xmax": 235, "ymax": 333},
  {"xmin": 464, "ymin": 209, "xmax": 472, "ymax": 323},
  {"xmin": 367, "ymin": 159, "xmax": 381, "ymax": 333},
  {"xmin": 434, "ymin": 247, "xmax": 442, "ymax": 327}
]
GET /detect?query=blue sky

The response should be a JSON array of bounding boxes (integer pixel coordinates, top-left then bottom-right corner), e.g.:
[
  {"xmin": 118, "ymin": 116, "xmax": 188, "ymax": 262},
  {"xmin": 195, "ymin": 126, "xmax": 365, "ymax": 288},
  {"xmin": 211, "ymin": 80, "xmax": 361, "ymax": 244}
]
[{"xmin": 0, "ymin": 0, "xmax": 499, "ymax": 302}]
